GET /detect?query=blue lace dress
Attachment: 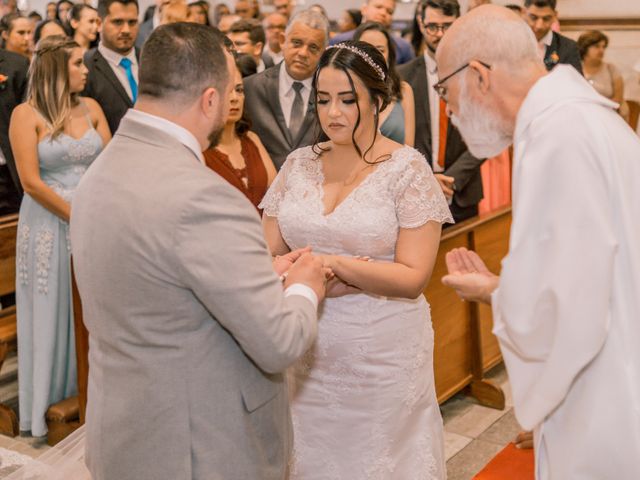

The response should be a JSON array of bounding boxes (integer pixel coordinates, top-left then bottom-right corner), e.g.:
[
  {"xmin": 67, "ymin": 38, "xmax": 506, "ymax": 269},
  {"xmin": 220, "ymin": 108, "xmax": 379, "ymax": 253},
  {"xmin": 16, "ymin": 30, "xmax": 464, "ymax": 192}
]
[{"xmin": 15, "ymin": 107, "xmax": 102, "ymax": 436}]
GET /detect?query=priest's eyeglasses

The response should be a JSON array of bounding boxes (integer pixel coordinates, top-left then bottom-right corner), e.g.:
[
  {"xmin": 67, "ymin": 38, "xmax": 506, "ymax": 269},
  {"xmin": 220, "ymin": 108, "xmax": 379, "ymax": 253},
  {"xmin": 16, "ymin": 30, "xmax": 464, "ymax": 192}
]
[{"xmin": 433, "ymin": 61, "xmax": 492, "ymax": 102}]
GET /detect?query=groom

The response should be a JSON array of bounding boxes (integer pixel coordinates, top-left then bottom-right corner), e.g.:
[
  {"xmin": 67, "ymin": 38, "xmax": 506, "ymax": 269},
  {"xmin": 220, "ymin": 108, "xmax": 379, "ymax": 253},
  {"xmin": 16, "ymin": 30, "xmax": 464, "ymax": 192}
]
[{"xmin": 71, "ymin": 23, "xmax": 326, "ymax": 479}]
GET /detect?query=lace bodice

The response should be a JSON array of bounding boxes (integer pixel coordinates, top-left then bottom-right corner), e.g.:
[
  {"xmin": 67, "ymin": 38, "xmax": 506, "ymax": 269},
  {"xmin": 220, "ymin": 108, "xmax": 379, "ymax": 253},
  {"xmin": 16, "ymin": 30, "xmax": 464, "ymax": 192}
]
[{"xmin": 260, "ymin": 145, "xmax": 453, "ymax": 261}]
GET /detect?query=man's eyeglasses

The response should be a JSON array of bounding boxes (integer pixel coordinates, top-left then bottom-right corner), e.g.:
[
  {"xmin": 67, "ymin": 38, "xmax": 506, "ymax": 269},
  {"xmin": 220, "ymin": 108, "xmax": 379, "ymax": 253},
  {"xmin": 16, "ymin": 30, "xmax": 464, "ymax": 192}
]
[
  {"xmin": 433, "ymin": 61, "xmax": 491, "ymax": 101},
  {"xmin": 423, "ymin": 22, "xmax": 453, "ymax": 35}
]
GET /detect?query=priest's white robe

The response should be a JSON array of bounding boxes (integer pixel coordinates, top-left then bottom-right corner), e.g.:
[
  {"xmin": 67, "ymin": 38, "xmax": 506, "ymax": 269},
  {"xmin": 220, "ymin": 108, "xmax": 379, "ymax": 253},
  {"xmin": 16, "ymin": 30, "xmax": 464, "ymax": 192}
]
[{"xmin": 492, "ymin": 65, "xmax": 640, "ymax": 479}]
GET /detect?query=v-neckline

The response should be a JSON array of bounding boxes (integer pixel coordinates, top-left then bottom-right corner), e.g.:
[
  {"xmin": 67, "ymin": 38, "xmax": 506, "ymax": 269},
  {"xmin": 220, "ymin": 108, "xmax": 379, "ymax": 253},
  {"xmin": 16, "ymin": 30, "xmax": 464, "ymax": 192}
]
[{"xmin": 316, "ymin": 147, "xmax": 403, "ymax": 217}]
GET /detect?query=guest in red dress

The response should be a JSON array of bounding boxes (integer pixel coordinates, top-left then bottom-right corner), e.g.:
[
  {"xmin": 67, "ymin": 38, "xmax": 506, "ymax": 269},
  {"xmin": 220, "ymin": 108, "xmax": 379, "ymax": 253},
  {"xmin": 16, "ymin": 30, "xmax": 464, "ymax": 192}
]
[{"xmin": 203, "ymin": 61, "xmax": 277, "ymax": 210}]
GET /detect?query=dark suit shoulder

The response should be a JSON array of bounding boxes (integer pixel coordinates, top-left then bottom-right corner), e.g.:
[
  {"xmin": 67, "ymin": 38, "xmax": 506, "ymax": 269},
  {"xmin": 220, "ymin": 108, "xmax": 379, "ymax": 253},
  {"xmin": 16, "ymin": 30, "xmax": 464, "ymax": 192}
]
[
  {"xmin": 0, "ymin": 49, "xmax": 29, "ymax": 70},
  {"xmin": 84, "ymin": 47, "xmax": 102, "ymax": 64},
  {"xmin": 244, "ymin": 63, "xmax": 279, "ymax": 87},
  {"xmin": 398, "ymin": 55, "xmax": 424, "ymax": 80},
  {"xmin": 553, "ymin": 31, "xmax": 578, "ymax": 48}
]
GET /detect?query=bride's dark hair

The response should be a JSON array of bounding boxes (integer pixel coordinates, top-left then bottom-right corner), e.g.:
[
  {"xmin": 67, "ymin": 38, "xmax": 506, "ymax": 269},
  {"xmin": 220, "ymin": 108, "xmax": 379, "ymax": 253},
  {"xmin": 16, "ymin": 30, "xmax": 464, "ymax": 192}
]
[{"xmin": 311, "ymin": 40, "xmax": 392, "ymax": 164}]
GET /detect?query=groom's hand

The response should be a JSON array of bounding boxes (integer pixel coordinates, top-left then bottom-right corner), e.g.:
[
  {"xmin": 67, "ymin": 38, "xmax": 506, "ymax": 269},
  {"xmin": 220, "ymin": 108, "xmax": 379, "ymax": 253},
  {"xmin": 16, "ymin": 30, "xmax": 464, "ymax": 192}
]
[
  {"xmin": 273, "ymin": 247, "xmax": 312, "ymax": 276},
  {"xmin": 285, "ymin": 253, "xmax": 327, "ymax": 303}
]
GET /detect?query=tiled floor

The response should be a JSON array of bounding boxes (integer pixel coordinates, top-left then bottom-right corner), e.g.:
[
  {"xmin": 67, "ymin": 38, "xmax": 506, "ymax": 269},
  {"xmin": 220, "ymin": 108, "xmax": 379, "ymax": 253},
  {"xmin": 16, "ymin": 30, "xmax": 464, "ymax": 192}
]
[
  {"xmin": 0, "ymin": 354, "xmax": 520, "ymax": 479},
  {"xmin": 444, "ymin": 365, "xmax": 522, "ymax": 479}
]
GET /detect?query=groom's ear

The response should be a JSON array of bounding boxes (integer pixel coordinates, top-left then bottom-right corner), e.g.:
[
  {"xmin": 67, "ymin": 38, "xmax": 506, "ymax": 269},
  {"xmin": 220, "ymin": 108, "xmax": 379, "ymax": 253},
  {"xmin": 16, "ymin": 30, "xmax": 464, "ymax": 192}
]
[{"xmin": 201, "ymin": 87, "xmax": 220, "ymax": 117}]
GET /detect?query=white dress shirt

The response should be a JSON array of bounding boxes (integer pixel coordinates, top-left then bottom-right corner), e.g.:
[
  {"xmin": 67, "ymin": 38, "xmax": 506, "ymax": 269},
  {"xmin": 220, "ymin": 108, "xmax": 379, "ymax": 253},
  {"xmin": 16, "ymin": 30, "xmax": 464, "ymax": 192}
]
[
  {"xmin": 279, "ymin": 65, "xmax": 313, "ymax": 128},
  {"xmin": 264, "ymin": 45, "xmax": 284, "ymax": 65},
  {"xmin": 0, "ymin": 149, "xmax": 5, "ymax": 166},
  {"xmin": 126, "ymin": 109, "xmax": 204, "ymax": 164},
  {"xmin": 256, "ymin": 58, "xmax": 266, "ymax": 74},
  {"xmin": 425, "ymin": 52, "xmax": 443, "ymax": 173},
  {"xmin": 98, "ymin": 43, "xmax": 139, "ymax": 102},
  {"xmin": 538, "ymin": 29, "xmax": 553, "ymax": 60},
  {"xmin": 126, "ymin": 110, "xmax": 319, "ymax": 308}
]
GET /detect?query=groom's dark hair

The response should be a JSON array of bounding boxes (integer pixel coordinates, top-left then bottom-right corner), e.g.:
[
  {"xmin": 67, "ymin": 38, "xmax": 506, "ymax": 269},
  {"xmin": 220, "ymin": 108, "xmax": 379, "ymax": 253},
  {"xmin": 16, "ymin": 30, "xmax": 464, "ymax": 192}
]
[{"xmin": 139, "ymin": 23, "xmax": 229, "ymax": 104}]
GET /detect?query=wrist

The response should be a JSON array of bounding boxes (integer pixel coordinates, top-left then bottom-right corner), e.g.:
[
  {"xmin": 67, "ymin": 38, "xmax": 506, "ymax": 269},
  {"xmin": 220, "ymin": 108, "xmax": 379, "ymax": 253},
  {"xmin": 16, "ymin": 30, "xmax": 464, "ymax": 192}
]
[{"xmin": 481, "ymin": 275, "xmax": 500, "ymax": 304}]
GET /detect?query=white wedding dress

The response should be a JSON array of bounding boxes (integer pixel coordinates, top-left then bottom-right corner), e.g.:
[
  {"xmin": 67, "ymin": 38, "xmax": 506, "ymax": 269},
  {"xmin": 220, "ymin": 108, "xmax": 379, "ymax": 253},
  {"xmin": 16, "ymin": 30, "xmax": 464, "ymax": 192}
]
[{"xmin": 260, "ymin": 145, "xmax": 453, "ymax": 480}]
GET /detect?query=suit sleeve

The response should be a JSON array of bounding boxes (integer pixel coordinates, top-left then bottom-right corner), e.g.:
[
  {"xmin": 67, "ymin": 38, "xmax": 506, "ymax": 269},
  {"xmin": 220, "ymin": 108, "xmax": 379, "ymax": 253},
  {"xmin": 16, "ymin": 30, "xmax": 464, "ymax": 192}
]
[
  {"xmin": 174, "ymin": 179, "xmax": 318, "ymax": 374},
  {"xmin": 443, "ymin": 149, "xmax": 485, "ymax": 192}
]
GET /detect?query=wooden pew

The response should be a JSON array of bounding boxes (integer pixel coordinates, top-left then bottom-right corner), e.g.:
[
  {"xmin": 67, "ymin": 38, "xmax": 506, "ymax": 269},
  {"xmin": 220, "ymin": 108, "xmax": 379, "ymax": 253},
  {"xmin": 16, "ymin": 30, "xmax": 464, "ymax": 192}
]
[
  {"xmin": 0, "ymin": 214, "xmax": 20, "ymax": 436},
  {"xmin": 426, "ymin": 207, "xmax": 512, "ymax": 408}
]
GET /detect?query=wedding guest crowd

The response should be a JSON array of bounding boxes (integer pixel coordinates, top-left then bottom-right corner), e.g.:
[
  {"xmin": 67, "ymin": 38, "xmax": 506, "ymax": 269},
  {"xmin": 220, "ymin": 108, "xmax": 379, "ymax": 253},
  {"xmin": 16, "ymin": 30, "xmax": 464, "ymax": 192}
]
[{"xmin": 1, "ymin": 2, "xmax": 639, "ymax": 476}]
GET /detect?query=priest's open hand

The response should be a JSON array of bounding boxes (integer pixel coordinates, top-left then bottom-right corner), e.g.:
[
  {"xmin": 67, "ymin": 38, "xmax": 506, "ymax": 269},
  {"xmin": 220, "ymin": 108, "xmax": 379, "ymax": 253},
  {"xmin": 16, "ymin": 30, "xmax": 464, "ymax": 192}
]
[{"xmin": 441, "ymin": 248, "xmax": 500, "ymax": 304}]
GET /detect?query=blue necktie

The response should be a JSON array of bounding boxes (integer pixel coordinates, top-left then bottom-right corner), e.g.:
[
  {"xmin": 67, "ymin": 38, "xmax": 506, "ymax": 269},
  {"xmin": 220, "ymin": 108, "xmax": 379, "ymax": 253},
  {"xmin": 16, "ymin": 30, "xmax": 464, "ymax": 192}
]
[{"xmin": 119, "ymin": 57, "xmax": 137, "ymax": 104}]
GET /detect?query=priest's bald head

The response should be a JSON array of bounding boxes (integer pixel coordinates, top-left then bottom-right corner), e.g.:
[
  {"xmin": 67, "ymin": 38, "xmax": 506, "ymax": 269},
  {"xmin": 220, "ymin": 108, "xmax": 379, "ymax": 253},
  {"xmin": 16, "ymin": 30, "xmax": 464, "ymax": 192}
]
[{"xmin": 435, "ymin": 5, "xmax": 547, "ymax": 158}]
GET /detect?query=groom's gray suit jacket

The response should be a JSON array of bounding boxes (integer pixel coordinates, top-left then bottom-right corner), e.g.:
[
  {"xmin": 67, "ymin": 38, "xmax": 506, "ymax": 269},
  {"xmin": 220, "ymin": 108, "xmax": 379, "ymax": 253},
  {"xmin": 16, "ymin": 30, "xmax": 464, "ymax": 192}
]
[{"xmin": 70, "ymin": 113, "xmax": 318, "ymax": 480}]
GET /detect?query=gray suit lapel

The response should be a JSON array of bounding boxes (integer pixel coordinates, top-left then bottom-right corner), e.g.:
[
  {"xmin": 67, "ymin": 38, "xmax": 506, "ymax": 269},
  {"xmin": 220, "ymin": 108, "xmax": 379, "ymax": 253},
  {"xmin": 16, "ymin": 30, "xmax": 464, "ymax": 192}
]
[{"xmin": 264, "ymin": 65, "xmax": 293, "ymax": 146}]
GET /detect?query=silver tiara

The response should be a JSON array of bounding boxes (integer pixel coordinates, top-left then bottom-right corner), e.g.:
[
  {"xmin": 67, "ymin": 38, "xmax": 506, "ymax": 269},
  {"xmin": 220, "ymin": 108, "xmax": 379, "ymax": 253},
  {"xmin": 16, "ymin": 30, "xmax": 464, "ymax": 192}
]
[{"xmin": 327, "ymin": 44, "xmax": 386, "ymax": 81}]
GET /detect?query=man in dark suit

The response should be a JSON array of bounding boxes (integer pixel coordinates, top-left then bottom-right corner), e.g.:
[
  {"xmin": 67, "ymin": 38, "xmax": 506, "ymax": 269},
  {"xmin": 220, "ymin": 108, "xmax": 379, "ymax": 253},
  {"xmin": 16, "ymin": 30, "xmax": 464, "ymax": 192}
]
[
  {"xmin": 0, "ymin": 49, "xmax": 28, "ymax": 214},
  {"xmin": 399, "ymin": 0, "xmax": 484, "ymax": 223},
  {"xmin": 244, "ymin": 10, "xmax": 328, "ymax": 169},
  {"xmin": 524, "ymin": 0, "xmax": 582, "ymax": 73},
  {"xmin": 83, "ymin": 0, "xmax": 140, "ymax": 135}
]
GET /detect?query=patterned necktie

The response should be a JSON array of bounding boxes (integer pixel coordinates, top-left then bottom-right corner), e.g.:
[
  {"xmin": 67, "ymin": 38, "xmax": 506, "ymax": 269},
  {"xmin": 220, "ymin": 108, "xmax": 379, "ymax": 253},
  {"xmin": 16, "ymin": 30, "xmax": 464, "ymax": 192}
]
[
  {"xmin": 119, "ymin": 57, "xmax": 138, "ymax": 104},
  {"xmin": 437, "ymin": 98, "xmax": 448, "ymax": 169},
  {"xmin": 289, "ymin": 82, "xmax": 304, "ymax": 139}
]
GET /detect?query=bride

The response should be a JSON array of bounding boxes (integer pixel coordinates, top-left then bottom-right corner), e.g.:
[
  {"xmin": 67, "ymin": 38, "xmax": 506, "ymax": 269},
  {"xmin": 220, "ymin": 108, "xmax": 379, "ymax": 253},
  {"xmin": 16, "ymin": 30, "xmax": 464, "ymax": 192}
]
[{"xmin": 260, "ymin": 41, "xmax": 453, "ymax": 479}]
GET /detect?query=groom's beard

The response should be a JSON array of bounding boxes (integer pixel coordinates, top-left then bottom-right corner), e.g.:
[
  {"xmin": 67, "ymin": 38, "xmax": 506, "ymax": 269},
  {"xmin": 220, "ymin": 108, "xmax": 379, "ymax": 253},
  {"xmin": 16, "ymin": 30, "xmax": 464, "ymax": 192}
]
[{"xmin": 207, "ymin": 125, "xmax": 224, "ymax": 150}]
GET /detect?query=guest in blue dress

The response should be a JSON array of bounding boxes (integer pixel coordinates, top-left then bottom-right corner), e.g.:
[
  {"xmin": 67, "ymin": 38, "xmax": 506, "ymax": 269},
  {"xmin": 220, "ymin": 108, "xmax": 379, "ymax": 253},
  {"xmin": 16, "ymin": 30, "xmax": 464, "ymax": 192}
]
[
  {"xmin": 9, "ymin": 35, "xmax": 111, "ymax": 437},
  {"xmin": 354, "ymin": 22, "xmax": 416, "ymax": 146}
]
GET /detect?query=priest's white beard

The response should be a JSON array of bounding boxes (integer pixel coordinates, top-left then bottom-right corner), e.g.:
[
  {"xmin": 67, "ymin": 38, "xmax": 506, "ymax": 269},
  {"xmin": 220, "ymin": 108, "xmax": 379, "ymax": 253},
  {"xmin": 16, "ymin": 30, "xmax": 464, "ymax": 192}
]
[{"xmin": 450, "ymin": 79, "xmax": 513, "ymax": 158}]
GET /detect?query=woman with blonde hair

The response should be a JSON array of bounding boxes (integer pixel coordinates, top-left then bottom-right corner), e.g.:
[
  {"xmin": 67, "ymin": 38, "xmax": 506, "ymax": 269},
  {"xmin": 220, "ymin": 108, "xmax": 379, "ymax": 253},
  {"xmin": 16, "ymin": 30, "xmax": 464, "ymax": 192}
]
[{"xmin": 9, "ymin": 35, "xmax": 110, "ymax": 438}]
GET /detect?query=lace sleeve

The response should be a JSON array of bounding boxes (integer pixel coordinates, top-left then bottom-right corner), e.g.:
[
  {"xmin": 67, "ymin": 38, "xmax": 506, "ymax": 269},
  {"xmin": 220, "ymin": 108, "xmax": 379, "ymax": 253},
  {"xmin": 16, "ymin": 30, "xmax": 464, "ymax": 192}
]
[
  {"xmin": 258, "ymin": 156, "xmax": 293, "ymax": 217},
  {"xmin": 394, "ymin": 153, "xmax": 454, "ymax": 228}
]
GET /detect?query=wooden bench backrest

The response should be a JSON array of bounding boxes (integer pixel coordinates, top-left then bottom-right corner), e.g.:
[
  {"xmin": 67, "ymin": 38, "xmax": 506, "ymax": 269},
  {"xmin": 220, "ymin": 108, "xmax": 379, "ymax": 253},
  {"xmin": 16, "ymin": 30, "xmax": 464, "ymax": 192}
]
[{"xmin": 0, "ymin": 215, "xmax": 18, "ymax": 298}]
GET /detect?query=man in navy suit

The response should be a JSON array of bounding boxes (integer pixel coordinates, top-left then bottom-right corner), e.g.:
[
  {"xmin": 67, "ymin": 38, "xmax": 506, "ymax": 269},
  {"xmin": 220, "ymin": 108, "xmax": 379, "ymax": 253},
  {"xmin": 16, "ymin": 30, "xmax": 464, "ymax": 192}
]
[
  {"xmin": 0, "ymin": 49, "xmax": 28, "ymax": 214},
  {"xmin": 83, "ymin": 0, "xmax": 140, "ymax": 135},
  {"xmin": 524, "ymin": 0, "xmax": 582, "ymax": 74}
]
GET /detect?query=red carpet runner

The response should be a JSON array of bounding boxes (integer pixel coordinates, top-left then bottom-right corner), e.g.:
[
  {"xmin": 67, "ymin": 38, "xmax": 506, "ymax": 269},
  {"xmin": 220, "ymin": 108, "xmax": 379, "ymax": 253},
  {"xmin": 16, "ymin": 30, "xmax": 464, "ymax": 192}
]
[{"xmin": 473, "ymin": 443, "xmax": 535, "ymax": 480}]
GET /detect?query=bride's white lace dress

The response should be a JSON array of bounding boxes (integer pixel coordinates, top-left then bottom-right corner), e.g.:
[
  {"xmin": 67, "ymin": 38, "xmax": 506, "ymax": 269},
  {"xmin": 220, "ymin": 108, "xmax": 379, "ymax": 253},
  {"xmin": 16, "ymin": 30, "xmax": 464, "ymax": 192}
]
[{"xmin": 260, "ymin": 145, "xmax": 453, "ymax": 479}]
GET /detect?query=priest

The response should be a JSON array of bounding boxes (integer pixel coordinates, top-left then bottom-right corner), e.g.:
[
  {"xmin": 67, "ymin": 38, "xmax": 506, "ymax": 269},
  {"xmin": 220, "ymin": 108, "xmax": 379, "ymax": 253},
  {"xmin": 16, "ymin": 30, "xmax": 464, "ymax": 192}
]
[{"xmin": 437, "ymin": 5, "xmax": 640, "ymax": 479}]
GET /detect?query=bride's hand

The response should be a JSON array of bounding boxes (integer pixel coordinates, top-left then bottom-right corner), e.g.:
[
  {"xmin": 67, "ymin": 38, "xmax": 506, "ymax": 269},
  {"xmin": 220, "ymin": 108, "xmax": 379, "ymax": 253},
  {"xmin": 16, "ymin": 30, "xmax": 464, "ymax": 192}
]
[{"xmin": 325, "ymin": 276, "xmax": 361, "ymax": 298}]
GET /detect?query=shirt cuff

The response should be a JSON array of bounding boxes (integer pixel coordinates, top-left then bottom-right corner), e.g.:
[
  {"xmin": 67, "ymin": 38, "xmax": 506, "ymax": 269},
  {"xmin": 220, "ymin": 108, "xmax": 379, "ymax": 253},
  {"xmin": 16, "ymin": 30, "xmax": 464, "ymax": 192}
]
[{"xmin": 284, "ymin": 283, "xmax": 319, "ymax": 310}]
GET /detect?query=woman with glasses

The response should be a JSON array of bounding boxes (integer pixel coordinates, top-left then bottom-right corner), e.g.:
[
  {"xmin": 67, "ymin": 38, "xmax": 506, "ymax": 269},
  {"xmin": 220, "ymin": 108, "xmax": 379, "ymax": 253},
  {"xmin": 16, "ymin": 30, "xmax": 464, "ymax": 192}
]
[
  {"xmin": 261, "ymin": 41, "xmax": 452, "ymax": 478},
  {"xmin": 354, "ymin": 21, "xmax": 415, "ymax": 146},
  {"xmin": 203, "ymin": 59, "xmax": 276, "ymax": 211}
]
